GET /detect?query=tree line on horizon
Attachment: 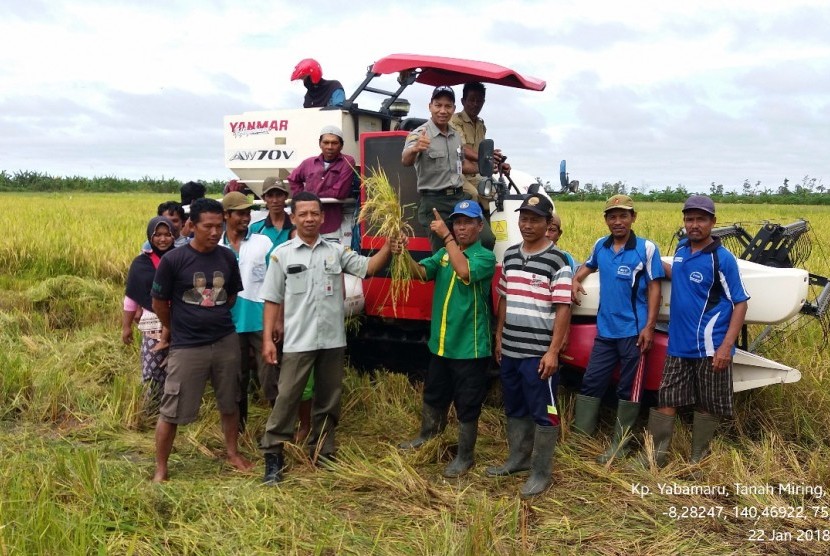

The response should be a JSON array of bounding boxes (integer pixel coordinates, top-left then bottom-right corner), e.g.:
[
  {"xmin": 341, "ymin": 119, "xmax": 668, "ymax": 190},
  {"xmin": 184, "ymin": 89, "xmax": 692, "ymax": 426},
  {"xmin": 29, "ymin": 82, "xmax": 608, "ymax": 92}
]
[
  {"xmin": 553, "ymin": 174, "xmax": 828, "ymax": 205},
  {"xmin": 1, "ymin": 170, "xmax": 828, "ymax": 206}
]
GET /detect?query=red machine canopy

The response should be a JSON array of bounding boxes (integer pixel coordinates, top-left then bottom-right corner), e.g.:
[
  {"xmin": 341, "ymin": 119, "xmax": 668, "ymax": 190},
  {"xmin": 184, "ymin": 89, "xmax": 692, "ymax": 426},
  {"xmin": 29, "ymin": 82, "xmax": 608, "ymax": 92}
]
[{"xmin": 370, "ymin": 54, "xmax": 546, "ymax": 92}]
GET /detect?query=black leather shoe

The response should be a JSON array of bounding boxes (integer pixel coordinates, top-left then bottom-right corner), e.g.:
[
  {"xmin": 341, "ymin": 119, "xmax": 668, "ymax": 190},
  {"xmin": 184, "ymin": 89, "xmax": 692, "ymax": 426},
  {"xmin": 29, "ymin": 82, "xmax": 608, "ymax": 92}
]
[{"xmin": 263, "ymin": 452, "xmax": 285, "ymax": 485}]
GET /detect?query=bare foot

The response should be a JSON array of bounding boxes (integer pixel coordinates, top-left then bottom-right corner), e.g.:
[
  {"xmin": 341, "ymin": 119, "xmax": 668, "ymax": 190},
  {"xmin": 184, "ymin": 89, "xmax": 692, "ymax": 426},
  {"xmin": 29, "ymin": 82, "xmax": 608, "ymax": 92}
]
[
  {"xmin": 227, "ymin": 453, "xmax": 254, "ymax": 472},
  {"xmin": 152, "ymin": 467, "xmax": 169, "ymax": 483}
]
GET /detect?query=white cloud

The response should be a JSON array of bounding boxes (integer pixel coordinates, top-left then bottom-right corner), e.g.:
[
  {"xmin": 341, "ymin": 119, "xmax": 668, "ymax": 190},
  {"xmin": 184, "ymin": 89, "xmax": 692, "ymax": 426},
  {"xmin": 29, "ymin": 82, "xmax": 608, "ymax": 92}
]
[{"xmin": 0, "ymin": 0, "xmax": 828, "ymax": 190}]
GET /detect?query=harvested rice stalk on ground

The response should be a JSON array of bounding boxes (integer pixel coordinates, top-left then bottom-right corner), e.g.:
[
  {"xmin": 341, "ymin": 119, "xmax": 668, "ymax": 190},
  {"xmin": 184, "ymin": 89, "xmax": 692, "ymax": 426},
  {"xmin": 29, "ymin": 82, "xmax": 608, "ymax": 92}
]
[{"xmin": 359, "ymin": 168, "xmax": 415, "ymax": 313}]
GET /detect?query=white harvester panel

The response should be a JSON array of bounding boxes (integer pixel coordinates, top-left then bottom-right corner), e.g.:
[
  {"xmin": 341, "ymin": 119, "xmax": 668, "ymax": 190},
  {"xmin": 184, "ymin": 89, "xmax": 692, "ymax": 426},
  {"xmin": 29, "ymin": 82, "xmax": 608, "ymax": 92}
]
[
  {"xmin": 573, "ymin": 257, "xmax": 809, "ymax": 325},
  {"xmin": 223, "ymin": 108, "xmax": 385, "ymax": 182}
]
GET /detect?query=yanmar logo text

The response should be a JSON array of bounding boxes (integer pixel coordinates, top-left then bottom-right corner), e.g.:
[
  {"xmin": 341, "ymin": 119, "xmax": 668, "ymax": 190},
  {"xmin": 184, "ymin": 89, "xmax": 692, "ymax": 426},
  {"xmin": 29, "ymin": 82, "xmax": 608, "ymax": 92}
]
[{"xmin": 229, "ymin": 120, "xmax": 288, "ymax": 137}]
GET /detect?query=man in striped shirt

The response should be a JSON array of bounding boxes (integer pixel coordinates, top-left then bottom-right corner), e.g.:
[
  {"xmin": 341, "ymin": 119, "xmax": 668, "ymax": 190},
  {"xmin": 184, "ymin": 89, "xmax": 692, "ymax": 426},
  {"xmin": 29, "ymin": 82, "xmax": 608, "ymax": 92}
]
[
  {"xmin": 398, "ymin": 201, "xmax": 496, "ymax": 478},
  {"xmin": 487, "ymin": 193, "xmax": 572, "ymax": 497}
]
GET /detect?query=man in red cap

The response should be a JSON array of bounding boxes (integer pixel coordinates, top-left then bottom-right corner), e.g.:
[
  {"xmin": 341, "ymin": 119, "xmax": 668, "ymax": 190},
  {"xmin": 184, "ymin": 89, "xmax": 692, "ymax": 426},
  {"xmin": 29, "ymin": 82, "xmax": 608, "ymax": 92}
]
[{"xmin": 291, "ymin": 58, "xmax": 345, "ymax": 108}]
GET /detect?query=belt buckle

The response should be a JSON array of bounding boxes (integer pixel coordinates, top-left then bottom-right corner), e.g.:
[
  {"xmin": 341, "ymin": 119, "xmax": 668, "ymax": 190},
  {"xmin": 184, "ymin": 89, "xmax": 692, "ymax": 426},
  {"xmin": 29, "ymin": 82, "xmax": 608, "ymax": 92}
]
[{"xmin": 445, "ymin": 187, "xmax": 455, "ymax": 196}]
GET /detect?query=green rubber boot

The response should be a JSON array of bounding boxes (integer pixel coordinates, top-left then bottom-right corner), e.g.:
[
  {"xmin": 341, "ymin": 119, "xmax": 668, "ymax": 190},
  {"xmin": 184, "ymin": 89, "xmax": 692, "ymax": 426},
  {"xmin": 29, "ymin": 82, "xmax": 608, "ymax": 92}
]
[
  {"xmin": 398, "ymin": 404, "xmax": 447, "ymax": 450},
  {"xmin": 573, "ymin": 394, "xmax": 601, "ymax": 436},
  {"xmin": 485, "ymin": 417, "xmax": 534, "ymax": 477},
  {"xmin": 638, "ymin": 408, "xmax": 675, "ymax": 468},
  {"xmin": 597, "ymin": 400, "xmax": 640, "ymax": 464},
  {"xmin": 520, "ymin": 425, "xmax": 559, "ymax": 498},
  {"xmin": 690, "ymin": 411, "xmax": 719, "ymax": 463},
  {"xmin": 443, "ymin": 420, "xmax": 478, "ymax": 478}
]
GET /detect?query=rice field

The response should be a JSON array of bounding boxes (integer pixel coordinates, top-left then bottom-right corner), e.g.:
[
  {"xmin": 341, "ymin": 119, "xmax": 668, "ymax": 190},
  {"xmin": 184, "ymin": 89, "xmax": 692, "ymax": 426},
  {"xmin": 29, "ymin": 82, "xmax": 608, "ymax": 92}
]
[{"xmin": 1, "ymin": 192, "xmax": 830, "ymax": 555}]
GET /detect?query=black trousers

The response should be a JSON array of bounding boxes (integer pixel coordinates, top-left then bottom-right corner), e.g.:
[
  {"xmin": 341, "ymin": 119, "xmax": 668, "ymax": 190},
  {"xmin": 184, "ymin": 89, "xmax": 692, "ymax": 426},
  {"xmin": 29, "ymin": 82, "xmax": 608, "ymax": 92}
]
[{"xmin": 423, "ymin": 354, "xmax": 491, "ymax": 423}]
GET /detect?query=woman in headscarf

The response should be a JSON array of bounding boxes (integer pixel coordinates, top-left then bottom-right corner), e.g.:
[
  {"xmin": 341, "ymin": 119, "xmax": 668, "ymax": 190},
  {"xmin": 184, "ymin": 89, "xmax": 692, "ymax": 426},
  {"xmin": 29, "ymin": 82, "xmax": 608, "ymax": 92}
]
[{"xmin": 122, "ymin": 216, "xmax": 176, "ymax": 414}]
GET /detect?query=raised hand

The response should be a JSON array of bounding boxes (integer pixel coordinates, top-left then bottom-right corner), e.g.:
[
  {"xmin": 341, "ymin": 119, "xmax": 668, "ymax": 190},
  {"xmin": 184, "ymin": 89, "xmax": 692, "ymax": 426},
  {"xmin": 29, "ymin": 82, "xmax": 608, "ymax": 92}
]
[
  {"xmin": 413, "ymin": 127, "xmax": 431, "ymax": 153},
  {"xmin": 429, "ymin": 208, "xmax": 450, "ymax": 239}
]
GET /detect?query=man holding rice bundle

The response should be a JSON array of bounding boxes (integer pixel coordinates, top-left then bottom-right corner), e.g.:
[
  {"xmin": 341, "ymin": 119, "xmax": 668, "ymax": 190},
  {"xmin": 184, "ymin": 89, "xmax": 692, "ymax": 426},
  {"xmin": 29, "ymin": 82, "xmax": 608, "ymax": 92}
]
[
  {"xmin": 397, "ymin": 200, "xmax": 496, "ymax": 478},
  {"xmin": 259, "ymin": 191, "xmax": 399, "ymax": 484},
  {"xmin": 402, "ymin": 86, "xmax": 483, "ymax": 253}
]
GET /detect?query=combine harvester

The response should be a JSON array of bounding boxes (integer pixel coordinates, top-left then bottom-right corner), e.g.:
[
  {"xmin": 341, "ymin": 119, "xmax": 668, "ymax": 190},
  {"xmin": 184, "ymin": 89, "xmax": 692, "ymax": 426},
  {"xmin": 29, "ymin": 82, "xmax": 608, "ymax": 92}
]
[{"xmin": 223, "ymin": 53, "xmax": 824, "ymax": 395}]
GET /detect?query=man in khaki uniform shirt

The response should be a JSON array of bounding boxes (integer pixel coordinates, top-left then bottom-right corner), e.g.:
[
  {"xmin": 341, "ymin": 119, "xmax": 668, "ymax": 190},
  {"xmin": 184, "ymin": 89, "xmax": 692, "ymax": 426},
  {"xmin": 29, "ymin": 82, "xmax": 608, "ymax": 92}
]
[{"xmin": 450, "ymin": 82, "xmax": 507, "ymax": 250}]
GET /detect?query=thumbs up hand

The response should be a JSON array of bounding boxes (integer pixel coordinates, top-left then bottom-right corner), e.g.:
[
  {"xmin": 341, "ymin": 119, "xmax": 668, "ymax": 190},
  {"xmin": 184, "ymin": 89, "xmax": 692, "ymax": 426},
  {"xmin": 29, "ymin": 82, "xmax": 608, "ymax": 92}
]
[{"xmin": 413, "ymin": 127, "xmax": 430, "ymax": 152}]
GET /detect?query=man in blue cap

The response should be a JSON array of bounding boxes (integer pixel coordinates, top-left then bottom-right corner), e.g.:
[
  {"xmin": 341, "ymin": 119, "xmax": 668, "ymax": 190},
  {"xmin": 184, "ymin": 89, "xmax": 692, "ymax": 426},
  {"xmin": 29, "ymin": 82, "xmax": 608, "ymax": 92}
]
[{"xmin": 398, "ymin": 200, "xmax": 496, "ymax": 478}]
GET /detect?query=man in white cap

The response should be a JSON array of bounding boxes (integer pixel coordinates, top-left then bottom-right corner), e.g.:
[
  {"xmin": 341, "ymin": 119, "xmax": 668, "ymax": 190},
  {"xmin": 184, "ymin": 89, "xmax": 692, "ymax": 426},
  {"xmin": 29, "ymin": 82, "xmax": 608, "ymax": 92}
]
[{"xmin": 287, "ymin": 125, "xmax": 357, "ymax": 247}]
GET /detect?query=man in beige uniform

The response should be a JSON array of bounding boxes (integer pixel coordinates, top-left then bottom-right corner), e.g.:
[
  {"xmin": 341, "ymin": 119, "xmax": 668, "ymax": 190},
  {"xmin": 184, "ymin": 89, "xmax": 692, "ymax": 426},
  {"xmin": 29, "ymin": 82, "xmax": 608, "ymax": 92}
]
[{"xmin": 450, "ymin": 81, "xmax": 507, "ymax": 250}]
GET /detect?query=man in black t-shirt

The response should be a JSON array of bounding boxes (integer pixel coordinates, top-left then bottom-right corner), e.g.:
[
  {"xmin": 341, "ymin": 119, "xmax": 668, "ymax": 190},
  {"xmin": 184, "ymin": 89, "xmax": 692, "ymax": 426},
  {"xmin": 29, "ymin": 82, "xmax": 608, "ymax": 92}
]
[{"xmin": 151, "ymin": 198, "xmax": 253, "ymax": 482}]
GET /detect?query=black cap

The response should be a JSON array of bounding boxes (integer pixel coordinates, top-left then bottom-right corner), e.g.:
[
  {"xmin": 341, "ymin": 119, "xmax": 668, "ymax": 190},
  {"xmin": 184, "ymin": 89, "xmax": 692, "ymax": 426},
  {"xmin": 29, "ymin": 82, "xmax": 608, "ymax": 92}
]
[
  {"xmin": 431, "ymin": 85, "xmax": 455, "ymax": 102},
  {"xmin": 515, "ymin": 193, "xmax": 554, "ymax": 217}
]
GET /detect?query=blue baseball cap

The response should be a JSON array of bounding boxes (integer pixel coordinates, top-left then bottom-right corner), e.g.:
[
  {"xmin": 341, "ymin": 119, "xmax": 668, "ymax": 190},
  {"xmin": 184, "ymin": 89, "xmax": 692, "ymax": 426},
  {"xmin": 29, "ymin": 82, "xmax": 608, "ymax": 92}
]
[{"xmin": 450, "ymin": 200, "xmax": 483, "ymax": 219}]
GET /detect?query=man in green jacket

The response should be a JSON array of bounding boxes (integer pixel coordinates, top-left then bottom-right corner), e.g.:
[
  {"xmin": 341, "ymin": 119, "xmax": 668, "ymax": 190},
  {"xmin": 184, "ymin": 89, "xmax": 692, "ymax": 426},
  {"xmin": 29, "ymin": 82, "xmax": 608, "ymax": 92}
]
[{"xmin": 398, "ymin": 200, "xmax": 496, "ymax": 477}]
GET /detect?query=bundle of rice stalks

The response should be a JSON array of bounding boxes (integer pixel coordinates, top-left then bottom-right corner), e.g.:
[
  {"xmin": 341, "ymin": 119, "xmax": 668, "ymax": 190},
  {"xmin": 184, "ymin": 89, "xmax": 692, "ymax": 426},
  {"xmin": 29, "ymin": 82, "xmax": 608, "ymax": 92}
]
[{"xmin": 359, "ymin": 168, "xmax": 415, "ymax": 313}]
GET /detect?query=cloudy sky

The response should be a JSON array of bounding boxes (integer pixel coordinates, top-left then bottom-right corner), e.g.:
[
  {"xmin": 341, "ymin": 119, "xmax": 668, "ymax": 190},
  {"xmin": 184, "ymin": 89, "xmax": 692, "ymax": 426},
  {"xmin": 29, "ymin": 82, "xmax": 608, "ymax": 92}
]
[{"xmin": 1, "ymin": 0, "xmax": 828, "ymax": 192}]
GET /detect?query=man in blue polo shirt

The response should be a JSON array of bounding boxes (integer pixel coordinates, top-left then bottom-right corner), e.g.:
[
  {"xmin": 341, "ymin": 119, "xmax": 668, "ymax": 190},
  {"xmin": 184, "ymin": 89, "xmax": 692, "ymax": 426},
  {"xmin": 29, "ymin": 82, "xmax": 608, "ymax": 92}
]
[
  {"xmin": 571, "ymin": 194, "xmax": 664, "ymax": 464},
  {"xmin": 641, "ymin": 195, "xmax": 749, "ymax": 467}
]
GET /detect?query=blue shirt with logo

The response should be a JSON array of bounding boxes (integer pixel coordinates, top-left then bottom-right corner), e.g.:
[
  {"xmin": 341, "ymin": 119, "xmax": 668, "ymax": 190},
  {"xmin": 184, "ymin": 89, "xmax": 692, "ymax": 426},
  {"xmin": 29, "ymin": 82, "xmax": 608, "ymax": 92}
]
[
  {"xmin": 667, "ymin": 238, "xmax": 750, "ymax": 358},
  {"xmin": 584, "ymin": 232, "xmax": 665, "ymax": 339}
]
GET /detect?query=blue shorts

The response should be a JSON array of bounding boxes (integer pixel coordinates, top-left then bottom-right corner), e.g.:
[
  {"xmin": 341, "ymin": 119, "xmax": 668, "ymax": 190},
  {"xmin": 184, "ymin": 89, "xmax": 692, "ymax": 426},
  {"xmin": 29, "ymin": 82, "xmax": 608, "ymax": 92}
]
[{"xmin": 499, "ymin": 355, "xmax": 560, "ymax": 427}]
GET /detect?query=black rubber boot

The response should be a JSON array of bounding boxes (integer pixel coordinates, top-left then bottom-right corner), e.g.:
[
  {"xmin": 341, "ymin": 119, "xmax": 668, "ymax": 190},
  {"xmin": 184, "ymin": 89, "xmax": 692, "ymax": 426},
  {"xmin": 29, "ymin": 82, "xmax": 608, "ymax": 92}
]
[
  {"xmin": 520, "ymin": 425, "xmax": 559, "ymax": 498},
  {"xmin": 443, "ymin": 421, "xmax": 478, "ymax": 478},
  {"xmin": 691, "ymin": 411, "xmax": 719, "ymax": 463},
  {"xmin": 572, "ymin": 394, "xmax": 601, "ymax": 436},
  {"xmin": 597, "ymin": 400, "xmax": 640, "ymax": 464},
  {"xmin": 485, "ymin": 417, "xmax": 534, "ymax": 477},
  {"xmin": 398, "ymin": 404, "xmax": 447, "ymax": 450},
  {"xmin": 263, "ymin": 452, "xmax": 285, "ymax": 485}
]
